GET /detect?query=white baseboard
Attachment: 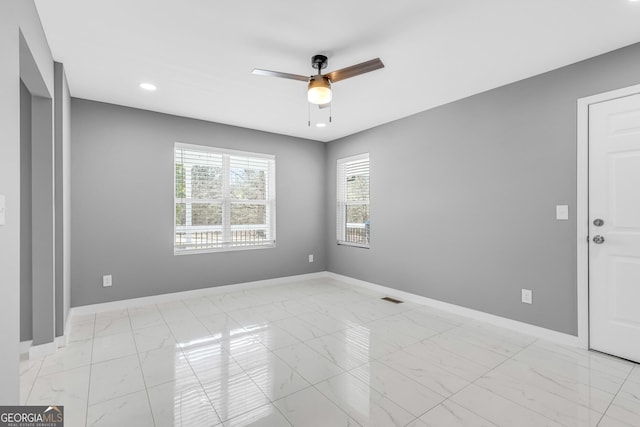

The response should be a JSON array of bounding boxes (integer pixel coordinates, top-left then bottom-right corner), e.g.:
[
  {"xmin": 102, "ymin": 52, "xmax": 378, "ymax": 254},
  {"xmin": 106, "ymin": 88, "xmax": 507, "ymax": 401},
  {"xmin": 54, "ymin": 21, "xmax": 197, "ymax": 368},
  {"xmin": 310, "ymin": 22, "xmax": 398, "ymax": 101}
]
[
  {"xmin": 327, "ymin": 272, "xmax": 582, "ymax": 348},
  {"xmin": 20, "ymin": 340, "xmax": 32, "ymax": 355},
  {"xmin": 69, "ymin": 272, "xmax": 327, "ymax": 317},
  {"xmin": 56, "ymin": 308, "xmax": 74, "ymax": 349},
  {"xmin": 56, "ymin": 334, "xmax": 67, "ymax": 349},
  {"xmin": 28, "ymin": 341, "xmax": 57, "ymax": 359},
  {"xmin": 65, "ymin": 270, "xmax": 581, "ymax": 349},
  {"xmin": 20, "ymin": 320, "xmax": 70, "ymax": 356}
]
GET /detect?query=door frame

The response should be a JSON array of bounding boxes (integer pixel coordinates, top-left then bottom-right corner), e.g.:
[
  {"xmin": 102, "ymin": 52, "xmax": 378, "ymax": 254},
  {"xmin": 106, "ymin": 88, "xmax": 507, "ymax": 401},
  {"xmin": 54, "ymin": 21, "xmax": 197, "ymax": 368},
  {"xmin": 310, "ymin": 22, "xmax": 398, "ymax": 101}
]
[{"xmin": 576, "ymin": 83, "xmax": 640, "ymax": 349}]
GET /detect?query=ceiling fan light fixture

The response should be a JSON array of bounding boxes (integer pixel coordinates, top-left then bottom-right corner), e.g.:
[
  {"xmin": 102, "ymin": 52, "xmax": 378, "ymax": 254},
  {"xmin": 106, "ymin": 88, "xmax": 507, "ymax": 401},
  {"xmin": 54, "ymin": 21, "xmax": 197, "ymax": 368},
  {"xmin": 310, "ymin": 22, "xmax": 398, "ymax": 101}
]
[{"xmin": 308, "ymin": 76, "xmax": 332, "ymax": 105}]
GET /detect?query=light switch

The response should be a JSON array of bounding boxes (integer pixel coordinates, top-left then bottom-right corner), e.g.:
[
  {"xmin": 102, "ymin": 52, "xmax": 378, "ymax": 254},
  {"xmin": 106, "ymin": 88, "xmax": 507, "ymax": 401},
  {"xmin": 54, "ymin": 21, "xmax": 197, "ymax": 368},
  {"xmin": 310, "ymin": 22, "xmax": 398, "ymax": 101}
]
[
  {"xmin": 556, "ymin": 205, "xmax": 569, "ymax": 220},
  {"xmin": 103, "ymin": 275, "xmax": 112, "ymax": 287},
  {"xmin": 0, "ymin": 195, "xmax": 5, "ymax": 225}
]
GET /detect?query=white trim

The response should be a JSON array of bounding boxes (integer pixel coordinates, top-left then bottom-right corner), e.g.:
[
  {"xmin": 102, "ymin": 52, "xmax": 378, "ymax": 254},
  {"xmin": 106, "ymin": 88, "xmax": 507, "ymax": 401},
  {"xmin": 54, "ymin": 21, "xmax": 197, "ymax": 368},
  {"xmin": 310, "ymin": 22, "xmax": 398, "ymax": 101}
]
[
  {"xmin": 20, "ymin": 340, "xmax": 32, "ymax": 355},
  {"xmin": 69, "ymin": 272, "xmax": 327, "ymax": 316},
  {"xmin": 28, "ymin": 341, "xmax": 57, "ymax": 359},
  {"xmin": 174, "ymin": 242, "xmax": 276, "ymax": 256},
  {"xmin": 19, "ymin": 321, "xmax": 69, "ymax": 355},
  {"xmin": 65, "ymin": 269, "xmax": 582, "ymax": 347},
  {"xmin": 56, "ymin": 316, "xmax": 72, "ymax": 349},
  {"xmin": 576, "ymin": 83, "xmax": 640, "ymax": 350},
  {"xmin": 174, "ymin": 143, "xmax": 276, "ymax": 255},
  {"xmin": 20, "ymin": 332, "xmax": 68, "ymax": 357},
  {"xmin": 174, "ymin": 142, "xmax": 276, "ymax": 160},
  {"xmin": 328, "ymin": 272, "xmax": 581, "ymax": 347},
  {"xmin": 337, "ymin": 152, "xmax": 369, "ymax": 164},
  {"xmin": 337, "ymin": 241, "xmax": 370, "ymax": 249},
  {"xmin": 56, "ymin": 335, "xmax": 67, "ymax": 348},
  {"xmin": 336, "ymin": 152, "xmax": 370, "ymax": 246},
  {"xmin": 576, "ymin": 96, "xmax": 590, "ymax": 349}
]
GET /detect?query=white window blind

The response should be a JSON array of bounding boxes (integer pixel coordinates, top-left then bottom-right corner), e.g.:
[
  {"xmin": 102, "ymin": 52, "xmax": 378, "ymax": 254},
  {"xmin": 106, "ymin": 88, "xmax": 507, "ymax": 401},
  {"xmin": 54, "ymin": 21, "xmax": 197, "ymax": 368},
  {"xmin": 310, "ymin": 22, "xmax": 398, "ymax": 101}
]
[
  {"xmin": 174, "ymin": 143, "xmax": 276, "ymax": 254},
  {"xmin": 337, "ymin": 153, "xmax": 370, "ymax": 247}
]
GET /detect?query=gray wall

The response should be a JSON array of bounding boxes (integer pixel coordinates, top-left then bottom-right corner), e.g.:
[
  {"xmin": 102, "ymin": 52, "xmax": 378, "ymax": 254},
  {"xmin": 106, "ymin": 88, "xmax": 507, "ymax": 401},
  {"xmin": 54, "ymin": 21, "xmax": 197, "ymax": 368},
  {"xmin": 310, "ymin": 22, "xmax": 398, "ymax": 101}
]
[
  {"xmin": 20, "ymin": 27, "xmax": 56, "ymax": 348},
  {"xmin": 20, "ymin": 80, "xmax": 33, "ymax": 342},
  {"xmin": 0, "ymin": 0, "xmax": 55, "ymax": 404},
  {"xmin": 31, "ymin": 93, "xmax": 55, "ymax": 346},
  {"xmin": 54, "ymin": 62, "xmax": 71, "ymax": 338},
  {"xmin": 70, "ymin": 100, "xmax": 326, "ymax": 306},
  {"xmin": 326, "ymin": 42, "xmax": 640, "ymax": 336},
  {"xmin": 18, "ymin": 55, "xmax": 70, "ymax": 348}
]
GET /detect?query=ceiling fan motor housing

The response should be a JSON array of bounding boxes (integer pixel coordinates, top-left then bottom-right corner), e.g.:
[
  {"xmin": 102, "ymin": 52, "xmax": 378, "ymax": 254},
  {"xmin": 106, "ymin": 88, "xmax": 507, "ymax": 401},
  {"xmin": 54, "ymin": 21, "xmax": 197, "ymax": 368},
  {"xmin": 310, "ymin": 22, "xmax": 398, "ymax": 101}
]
[{"xmin": 311, "ymin": 54, "xmax": 328, "ymax": 72}]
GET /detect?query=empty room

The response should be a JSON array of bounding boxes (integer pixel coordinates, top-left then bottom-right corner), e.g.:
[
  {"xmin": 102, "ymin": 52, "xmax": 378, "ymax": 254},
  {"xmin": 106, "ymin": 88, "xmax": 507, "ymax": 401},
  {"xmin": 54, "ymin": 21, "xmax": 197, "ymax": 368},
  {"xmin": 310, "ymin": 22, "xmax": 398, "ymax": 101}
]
[{"xmin": 2, "ymin": 0, "xmax": 640, "ymax": 426}]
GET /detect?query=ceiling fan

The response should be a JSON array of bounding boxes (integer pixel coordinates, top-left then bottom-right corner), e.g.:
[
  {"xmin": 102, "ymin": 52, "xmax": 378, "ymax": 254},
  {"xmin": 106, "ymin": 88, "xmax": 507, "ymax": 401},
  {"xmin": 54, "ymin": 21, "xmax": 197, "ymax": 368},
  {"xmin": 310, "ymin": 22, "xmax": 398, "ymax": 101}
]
[{"xmin": 252, "ymin": 55, "xmax": 385, "ymax": 107}]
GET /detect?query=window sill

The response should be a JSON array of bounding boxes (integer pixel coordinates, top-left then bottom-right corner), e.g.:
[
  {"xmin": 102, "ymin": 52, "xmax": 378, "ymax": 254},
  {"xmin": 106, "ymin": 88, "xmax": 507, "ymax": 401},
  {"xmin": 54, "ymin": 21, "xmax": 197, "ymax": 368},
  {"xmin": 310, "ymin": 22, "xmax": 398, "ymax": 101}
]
[
  {"xmin": 337, "ymin": 241, "xmax": 370, "ymax": 249},
  {"xmin": 174, "ymin": 243, "xmax": 276, "ymax": 256}
]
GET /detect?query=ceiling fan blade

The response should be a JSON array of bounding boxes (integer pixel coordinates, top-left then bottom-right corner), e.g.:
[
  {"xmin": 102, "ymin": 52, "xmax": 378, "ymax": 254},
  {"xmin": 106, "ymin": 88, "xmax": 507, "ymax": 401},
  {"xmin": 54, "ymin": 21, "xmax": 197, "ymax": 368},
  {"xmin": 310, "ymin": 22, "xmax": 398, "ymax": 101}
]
[
  {"xmin": 324, "ymin": 58, "xmax": 384, "ymax": 83},
  {"xmin": 252, "ymin": 69, "xmax": 309, "ymax": 82}
]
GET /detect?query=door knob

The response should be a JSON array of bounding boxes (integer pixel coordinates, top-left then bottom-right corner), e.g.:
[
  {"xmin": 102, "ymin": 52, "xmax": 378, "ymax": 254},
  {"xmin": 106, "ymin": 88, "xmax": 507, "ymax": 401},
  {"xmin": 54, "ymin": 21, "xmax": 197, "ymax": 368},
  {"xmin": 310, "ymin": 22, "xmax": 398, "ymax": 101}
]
[
  {"xmin": 593, "ymin": 218, "xmax": 604, "ymax": 227},
  {"xmin": 593, "ymin": 235, "xmax": 605, "ymax": 244}
]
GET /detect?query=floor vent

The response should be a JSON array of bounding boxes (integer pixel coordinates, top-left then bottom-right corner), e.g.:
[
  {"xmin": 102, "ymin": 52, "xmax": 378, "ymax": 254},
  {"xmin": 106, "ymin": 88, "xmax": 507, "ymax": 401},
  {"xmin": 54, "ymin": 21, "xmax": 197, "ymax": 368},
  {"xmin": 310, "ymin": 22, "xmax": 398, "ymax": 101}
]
[{"xmin": 381, "ymin": 296, "xmax": 404, "ymax": 304}]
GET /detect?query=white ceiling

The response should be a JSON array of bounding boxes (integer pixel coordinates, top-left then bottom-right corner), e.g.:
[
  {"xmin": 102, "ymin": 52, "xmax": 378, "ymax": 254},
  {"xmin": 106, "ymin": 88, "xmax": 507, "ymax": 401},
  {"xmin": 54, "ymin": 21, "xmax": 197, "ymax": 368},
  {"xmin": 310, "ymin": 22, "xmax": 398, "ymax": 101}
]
[{"xmin": 35, "ymin": 0, "xmax": 640, "ymax": 142}]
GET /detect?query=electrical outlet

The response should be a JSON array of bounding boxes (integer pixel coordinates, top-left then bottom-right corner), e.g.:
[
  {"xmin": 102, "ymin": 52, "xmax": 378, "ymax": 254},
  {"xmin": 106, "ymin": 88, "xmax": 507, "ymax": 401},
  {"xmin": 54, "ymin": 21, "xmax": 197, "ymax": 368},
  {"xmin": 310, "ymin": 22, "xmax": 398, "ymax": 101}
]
[
  {"xmin": 103, "ymin": 275, "xmax": 113, "ymax": 287},
  {"xmin": 521, "ymin": 289, "xmax": 532, "ymax": 304},
  {"xmin": 308, "ymin": 254, "xmax": 314, "ymax": 263}
]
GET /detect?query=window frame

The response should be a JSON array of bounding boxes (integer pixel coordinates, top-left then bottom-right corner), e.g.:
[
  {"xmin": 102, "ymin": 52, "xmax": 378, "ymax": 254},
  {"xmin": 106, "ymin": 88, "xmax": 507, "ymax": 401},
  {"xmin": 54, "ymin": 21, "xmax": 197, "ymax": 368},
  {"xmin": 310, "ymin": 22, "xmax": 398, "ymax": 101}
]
[
  {"xmin": 336, "ymin": 152, "xmax": 370, "ymax": 249},
  {"xmin": 174, "ymin": 142, "xmax": 276, "ymax": 255}
]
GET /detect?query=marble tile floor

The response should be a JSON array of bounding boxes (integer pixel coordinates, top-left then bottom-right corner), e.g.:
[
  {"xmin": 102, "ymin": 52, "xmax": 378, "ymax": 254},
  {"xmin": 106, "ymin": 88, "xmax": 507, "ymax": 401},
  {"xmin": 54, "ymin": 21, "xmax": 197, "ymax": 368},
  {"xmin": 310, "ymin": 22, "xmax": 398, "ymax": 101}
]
[{"xmin": 20, "ymin": 277, "xmax": 640, "ymax": 426}]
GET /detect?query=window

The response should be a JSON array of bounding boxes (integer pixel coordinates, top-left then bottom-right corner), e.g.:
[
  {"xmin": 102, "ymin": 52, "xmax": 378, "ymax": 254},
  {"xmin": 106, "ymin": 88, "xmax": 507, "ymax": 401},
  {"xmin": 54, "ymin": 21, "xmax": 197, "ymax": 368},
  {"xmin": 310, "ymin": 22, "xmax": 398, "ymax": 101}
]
[
  {"xmin": 174, "ymin": 143, "xmax": 276, "ymax": 254},
  {"xmin": 337, "ymin": 153, "xmax": 370, "ymax": 247}
]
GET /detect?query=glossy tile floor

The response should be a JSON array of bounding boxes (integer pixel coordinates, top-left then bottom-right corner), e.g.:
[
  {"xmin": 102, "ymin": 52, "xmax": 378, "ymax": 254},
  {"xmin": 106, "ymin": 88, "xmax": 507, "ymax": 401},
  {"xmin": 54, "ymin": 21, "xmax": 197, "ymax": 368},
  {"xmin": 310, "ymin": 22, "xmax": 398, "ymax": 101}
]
[{"xmin": 21, "ymin": 277, "xmax": 640, "ymax": 426}]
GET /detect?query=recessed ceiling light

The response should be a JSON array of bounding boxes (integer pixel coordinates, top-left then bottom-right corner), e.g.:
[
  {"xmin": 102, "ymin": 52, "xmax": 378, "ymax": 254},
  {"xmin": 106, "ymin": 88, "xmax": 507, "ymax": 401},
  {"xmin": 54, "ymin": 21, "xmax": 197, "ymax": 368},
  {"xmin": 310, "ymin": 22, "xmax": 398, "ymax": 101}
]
[
  {"xmin": 139, "ymin": 83, "xmax": 157, "ymax": 91},
  {"xmin": 316, "ymin": 123, "xmax": 327, "ymax": 128}
]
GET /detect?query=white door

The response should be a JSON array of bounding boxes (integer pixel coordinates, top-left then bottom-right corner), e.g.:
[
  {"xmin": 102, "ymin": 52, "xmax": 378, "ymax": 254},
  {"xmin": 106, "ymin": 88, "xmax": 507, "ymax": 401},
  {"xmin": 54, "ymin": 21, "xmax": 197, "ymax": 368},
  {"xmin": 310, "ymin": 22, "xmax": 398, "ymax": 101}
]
[{"xmin": 589, "ymin": 93, "xmax": 640, "ymax": 363}]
